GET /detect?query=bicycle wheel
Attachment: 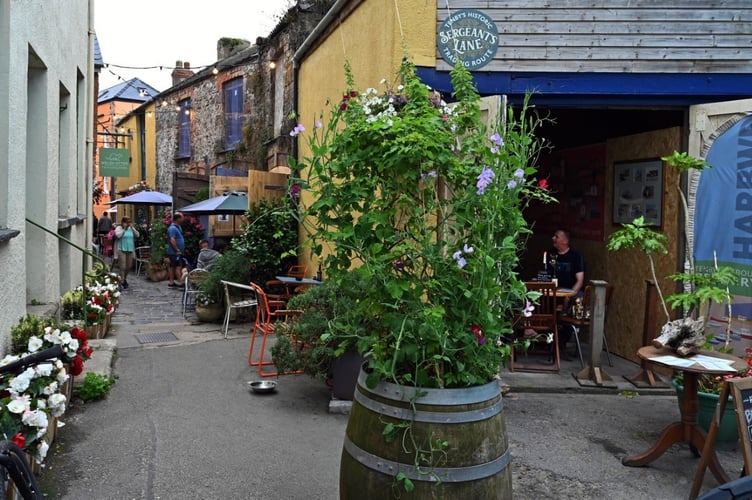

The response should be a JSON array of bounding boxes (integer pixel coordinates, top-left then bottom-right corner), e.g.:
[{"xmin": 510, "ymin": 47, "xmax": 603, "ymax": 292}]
[{"xmin": 0, "ymin": 441, "xmax": 41, "ymax": 500}]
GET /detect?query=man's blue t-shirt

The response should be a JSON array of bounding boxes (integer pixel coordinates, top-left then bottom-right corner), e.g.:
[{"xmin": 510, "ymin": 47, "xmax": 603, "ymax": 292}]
[{"xmin": 166, "ymin": 223, "xmax": 185, "ymax": 255}]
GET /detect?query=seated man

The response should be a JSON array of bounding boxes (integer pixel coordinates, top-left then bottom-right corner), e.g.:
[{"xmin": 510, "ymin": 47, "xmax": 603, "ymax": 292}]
[
  {"xmin": 548, "ymin": 228, "xmax": 585, "ymax": 358},
  {"xmin": 196, "ymin": 239, "xmax": 221, "ymax": 271}
]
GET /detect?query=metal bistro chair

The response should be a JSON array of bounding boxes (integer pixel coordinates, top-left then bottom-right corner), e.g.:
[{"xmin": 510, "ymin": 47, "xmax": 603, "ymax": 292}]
[
  {"xmin": 560, "ymin": 284, "xmax": 614, "ymax": 368},
  {"xmin": 511, "ymin": 281, "xmax": 560, "ymax": 373},
  {"xmin": 248, "ymin": 282, "xmax": 303, "ymax": 377},
  {"xmin": 135, "ymin": 246, "xmax": 151, "ymax": 276},
  {"xmin": 183, "ymin": 269, "xmax": 209, "ymax": 318},
  {"xmin": 220, "ymin": 280, "xmax": 258, "ymax": 339}
]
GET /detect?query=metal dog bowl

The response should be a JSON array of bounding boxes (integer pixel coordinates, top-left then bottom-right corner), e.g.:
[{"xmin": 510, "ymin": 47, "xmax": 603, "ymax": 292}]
[{"xmin": 248, "ymin": 380, "xmax": 277, "ymax": 394}]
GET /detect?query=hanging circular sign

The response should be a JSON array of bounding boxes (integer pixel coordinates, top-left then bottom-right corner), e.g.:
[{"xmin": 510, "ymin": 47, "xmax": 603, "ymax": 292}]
[{"xmin": 437, "ymin": 9, "xmax": 499, "ymax": 70}]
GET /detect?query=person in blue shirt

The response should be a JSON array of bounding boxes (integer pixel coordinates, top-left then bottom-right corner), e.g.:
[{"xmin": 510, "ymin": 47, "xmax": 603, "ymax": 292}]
[
  {"xmin": 166, "ymin": 212, "xmax": 185, "ymax": 288},
  {"xmin": 114, "ymin": 217, "xmax": 140, "ymax": 289}
]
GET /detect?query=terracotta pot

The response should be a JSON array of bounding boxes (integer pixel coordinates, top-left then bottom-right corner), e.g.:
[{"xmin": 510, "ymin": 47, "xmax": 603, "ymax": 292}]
[{"xmin": 195, "ymin": 302, "xmax": 224, "ymax": 322}]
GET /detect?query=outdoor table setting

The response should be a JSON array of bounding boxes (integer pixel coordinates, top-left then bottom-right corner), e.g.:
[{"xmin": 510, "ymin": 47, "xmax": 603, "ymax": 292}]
[
  {"xmin": 622, "ymin": 345, "xmax": 747, "ymax": 484},
  {"xmin": 274, "ymin": 275, "xmax": 324, "ymax": 286}
]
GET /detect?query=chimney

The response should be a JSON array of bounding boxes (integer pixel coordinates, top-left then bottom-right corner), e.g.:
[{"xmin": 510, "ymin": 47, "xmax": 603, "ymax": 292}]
[
  {"xmin": 217, "ymin": 38, "xmax": 251, "ymax": 60},
  {"xmin": 171, "ymin": 60, "xmax": 194, "ymax": 86}
]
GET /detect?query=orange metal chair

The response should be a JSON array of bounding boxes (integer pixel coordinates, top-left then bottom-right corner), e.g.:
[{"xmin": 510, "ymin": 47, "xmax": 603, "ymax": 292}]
[
  {"xmin": 248, "ymin": 282, "xmax": 303, "ymax": 377},
  {"xmin": 510, "ymin": 281, "xmax": 560, "ymax": 372}
]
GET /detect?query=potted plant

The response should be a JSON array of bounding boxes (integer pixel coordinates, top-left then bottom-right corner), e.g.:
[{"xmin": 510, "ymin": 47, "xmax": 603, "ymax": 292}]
[
  {"xmin": 290, "ymin": 58, "xmax": 551, "ymax": 496},
  {"xmin": 608, "ymin": 152, "xmax": 742, "ymax": 446},
  {"xmin": 270, "ymin": 271, "xmax": 368, "ymax": 399}
]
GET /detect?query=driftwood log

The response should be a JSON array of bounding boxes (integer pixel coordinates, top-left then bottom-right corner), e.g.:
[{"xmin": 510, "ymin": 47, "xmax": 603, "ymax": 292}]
[{"xmin": 652, "ymin": 317, "xmax": 706, "ymax": 357}]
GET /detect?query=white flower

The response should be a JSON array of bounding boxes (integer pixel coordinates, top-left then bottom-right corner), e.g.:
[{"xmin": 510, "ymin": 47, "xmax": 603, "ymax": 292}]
[
  {"xmin": 56, "ymin": 370, "xmax": 69, "ymax": 386},
  {"xmin": 22, "ymin": 409, "xmax": 49, "ymax": 430},
  {"xmin": 37, "ymin": 399, "xmax": 46, "ymax": 409},
  {"xmin": 35, "ymin": 363, "xmax": 53, "ymax": 377},
  {"xmin": 43, "ymin": 381, "xmax": 59, "ymax": 395},
  {"xmin": 9, "ymin": 370, "xmax": 33, "ymax": 393},
  {"xmin": 59, "ymin": 330, "xmax": 72, "ymax": 344},
  {"xmin": 28, "ymin": 336, "xmax": 43, "ymax": 352},
  {"xmin": 67, "ymin": 338, "xmax": 79, "ymax": 353},
  {"xmin": 0, "ymin": 354, "xmax": 20, "ymax": 366},
  {"xmin": 7, "ymin": 395, "xmax": 30, "ymax": 414},
  {"xmin": 49, "ymin": 393, "xmax": 66, "ymax": 409},
  {"xmin": 36, "ymin": 441, "xmax": 49, "ymax": 463}
]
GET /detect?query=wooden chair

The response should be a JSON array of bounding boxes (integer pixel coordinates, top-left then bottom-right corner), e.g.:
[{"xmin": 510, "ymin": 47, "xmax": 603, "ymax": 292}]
[
  {"xmin": 248, "ymin": 282, "xmax": 303, "ymax": 377},
  {"xmin": 560, "ymin": 284, "xmax": 614, "ymax": 368},
  {"xmin": 511, "ymin": 281, "xmax": 560, "ymax": 372}
]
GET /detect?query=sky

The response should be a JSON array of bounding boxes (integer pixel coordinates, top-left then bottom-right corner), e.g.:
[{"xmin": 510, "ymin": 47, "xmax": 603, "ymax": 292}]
[{"xmin": 95, "ymin": 0, "xmax": 293, "ymax": 92}]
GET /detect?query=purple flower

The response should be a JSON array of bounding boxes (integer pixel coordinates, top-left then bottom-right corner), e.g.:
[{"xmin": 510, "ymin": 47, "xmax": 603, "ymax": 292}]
[
  {"xmin": 463, "ymin": 244, "xmax": 474, "ymax": 254},
  {"xmin": 523, "ymin": 301, "xmax": 535, "ymax": 317},
  {"xmin": 452, "ymin": 250, "xmax": 462, "ymax": 261},
  {"xmin": 507, "ymin": 180, "xmax": 517, "ymax": 189},
  {"xmin": 394, "ymin": 260, "xmax": 404, "ymax": 269},
  {"xmin": 490, "ymin": 133, "xmax": 504, "ymax": 146},
  {"xmin": 490, "ymin": 146, "xmax": 499, "ymax": 154},
  {"xmin": 514, "ymin": 168, "xmax": 525, "ymax": 179},
  {"xmin": 289, "ymin": 124, "xmax": 305, "ymax": 137},
  {"xmin": 476, "ymin": 166, "xmax": 495, "ymax": 195},
  {"xmin": 315, "ymin": 121, "xmax": 322, "ymax": 129},
  {"xmin": 457, "ymin": 257, "xmax": 467, "ymax": 269},
  {"xmin": 421, "ymin": 170, "xmax": 437, "ymax": 181}
]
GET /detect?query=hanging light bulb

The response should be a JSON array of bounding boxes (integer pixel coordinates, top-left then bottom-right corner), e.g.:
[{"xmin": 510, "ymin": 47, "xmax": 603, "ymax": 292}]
[{"xmin": 212, "ymin": 67, "xmax": 219, "ymax": 75}]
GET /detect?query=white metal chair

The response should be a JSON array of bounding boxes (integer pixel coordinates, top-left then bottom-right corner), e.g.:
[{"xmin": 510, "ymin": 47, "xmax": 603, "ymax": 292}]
[
  {"xmin": 183, "ymin": 269, "xmax": 209, "ymax": 318},
  {"xmin": 221, "ymin": 280, "xmax": 258, "ymax": 339},
  {"xmin": 135, "ymin": 246, "xmax": 150, "ymax": 276}
]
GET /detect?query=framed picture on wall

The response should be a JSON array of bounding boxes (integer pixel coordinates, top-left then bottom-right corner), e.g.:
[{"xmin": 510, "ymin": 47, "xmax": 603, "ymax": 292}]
[{"xmin": 613, "ymin": 159, "xmax": 663, "ymax": 226}]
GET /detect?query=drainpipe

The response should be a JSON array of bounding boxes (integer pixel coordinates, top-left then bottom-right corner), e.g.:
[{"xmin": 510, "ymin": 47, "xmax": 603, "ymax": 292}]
[{"xmin": 86, "ymin": 0, "xmax": 95, "ymax": 269}]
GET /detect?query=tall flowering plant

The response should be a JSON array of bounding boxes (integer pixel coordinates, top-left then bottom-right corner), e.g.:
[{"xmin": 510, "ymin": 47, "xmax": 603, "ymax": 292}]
[{"xmin": 290, "ymin": 60, "xmax": 552, "ymax": 389}]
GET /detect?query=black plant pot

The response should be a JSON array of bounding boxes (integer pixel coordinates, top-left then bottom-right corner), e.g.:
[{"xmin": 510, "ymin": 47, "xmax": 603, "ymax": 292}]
[{"xmin": 331, "ymin": 351, "xmax": 366, "ymax": 400}]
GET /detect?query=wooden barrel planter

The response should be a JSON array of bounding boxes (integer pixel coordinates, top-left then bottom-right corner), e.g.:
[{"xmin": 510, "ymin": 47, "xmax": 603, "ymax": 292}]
[{"xmin": 340, "ymin": 368, "xmax": 512, "ymax": 498}]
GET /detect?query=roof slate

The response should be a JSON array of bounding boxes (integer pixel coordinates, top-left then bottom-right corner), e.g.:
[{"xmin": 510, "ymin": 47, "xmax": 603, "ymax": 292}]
[{"xmin": 98, "ymin": 78, "xmax": 160, "ymax": 103}]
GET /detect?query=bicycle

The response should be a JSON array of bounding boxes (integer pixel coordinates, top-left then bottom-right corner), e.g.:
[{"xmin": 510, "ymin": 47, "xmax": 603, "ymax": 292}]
[{"xmin": 0, "ymin": 345, "xmax": 64, "ymax": 500}]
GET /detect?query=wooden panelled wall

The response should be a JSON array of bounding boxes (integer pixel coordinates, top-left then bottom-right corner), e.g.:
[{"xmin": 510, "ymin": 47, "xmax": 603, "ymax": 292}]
[{"xmin": 436, "ymin": 0, "xmax": 752, "ymax": 73}]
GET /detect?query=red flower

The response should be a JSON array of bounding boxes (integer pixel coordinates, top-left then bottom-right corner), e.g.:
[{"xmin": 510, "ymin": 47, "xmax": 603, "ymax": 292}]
[
  {"xmin": 471, "ymin": 325, "xmax": 486, "ymax": 344},
  {"xmin": 71, "ymin": 327, "xmax": 88, "ymax": 342},
  {"xmin": 538, "ymin": 179, "xmax": 549, "ymax": 190},
  {"xmin": 11, "ymin": 433, "xmax": 25, "ymax": 449},
  {"xmin": 70, "ymin": 356, "xmax": 84, "ymax": 376}
]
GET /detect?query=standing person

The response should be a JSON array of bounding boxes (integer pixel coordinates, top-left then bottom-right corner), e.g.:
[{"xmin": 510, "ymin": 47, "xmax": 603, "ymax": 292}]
[
  {"xmin": 114, "ymin": 217, "xmax": 140, "ymax": 289},
  {"xmin": 548, "ymin": 228, "xmax": 585, "ymax": 358},
  {"xmin": 166, "ymin": 212, "xmax": 185, "ymax": 288},
  {"xmin": 97, "ymin": 212, "xmax": 112, "ymax": 236}
]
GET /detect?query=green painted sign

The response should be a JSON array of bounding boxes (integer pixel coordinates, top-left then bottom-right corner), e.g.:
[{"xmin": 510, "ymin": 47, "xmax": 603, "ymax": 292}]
[{"xmin": 99, "ymin": 148, "xmax": 130, "ymax": 177}]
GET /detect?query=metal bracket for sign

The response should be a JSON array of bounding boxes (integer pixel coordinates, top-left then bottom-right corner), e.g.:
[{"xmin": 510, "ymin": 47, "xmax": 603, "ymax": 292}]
[{"xmin": 689, "ymin": 377, "xmax": 752, "ymax": 499}]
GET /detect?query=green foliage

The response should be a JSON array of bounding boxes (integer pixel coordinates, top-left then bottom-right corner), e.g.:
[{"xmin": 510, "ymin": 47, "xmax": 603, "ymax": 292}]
[
  {"xmin": 665, "ymin": 266, "xmax": 736, "ymax": 318},
  {"xmin": 661, "ymin": 150, "xmax": 711, "ymax": 173},
  {"xmin": 149, "ymin": 217, "xmax": 168, "ymax": 267},
  {"xmin": 271, "ymin": 272, "xmax": 369, "ymax": 378},
  {"xmin": 606, "ymin": 216, "xmax": 668, "ymax": 255},
  {"xmin": 10, "ymin": 314, "xmax": 47, "ymax": 354},
  {"xmin": 232, "ymin": 199, "xmax": 299, "ymax": 284},
  {"xmin": 194, "ymin": 187, "xmax": 210, "ymax": 203},
  {"xmin": 197, "ymin": 199, "xmax": 298, "ymax": 306},
  {"xmin": 291, "ymin": 59, "xmax": 553, "ymax": 388},
  {"xmin": 77, "ymin": 372, "xmax": 117, "ymax": 401}
]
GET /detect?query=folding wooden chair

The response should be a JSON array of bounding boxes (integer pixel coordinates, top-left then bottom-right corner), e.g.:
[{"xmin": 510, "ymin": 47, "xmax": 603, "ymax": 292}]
[
  {"xmin": 511, "ymin": 281, "xmax": 560, "ymax": 372},
  {"xmin": 248, "ymin": 282, "xmax": 303, "ymax": 377}
]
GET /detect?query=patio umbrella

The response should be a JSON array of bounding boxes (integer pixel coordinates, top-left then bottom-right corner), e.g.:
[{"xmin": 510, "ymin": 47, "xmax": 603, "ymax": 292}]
[
  {"xmin": 108, "ymin": 191, "xmax": 173, "ymax": 206},
  {"xmin": 178, "ymin": 191, "xmax": 248, "ymax": 215},
  {"xmin": 179, "ymin": 191, "xmax": 249, "ymax": 236}
]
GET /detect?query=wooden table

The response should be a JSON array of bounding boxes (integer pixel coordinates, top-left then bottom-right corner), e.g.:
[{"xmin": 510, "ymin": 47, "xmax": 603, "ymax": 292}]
[
  {"xmin": 556, "ymin": 287, "xmax": 577, "ymax": 298},
  {"xmin": 622, "ymin": 346, "xmax": 746, "ymax": 483}
]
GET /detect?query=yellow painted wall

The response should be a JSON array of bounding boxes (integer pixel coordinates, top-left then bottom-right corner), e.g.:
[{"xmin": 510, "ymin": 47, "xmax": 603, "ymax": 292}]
[
  {"xmin": 296, "ymin": 0, "xmax": 436, "ymax": 271},
  {"xmin": 112, "ymin": 101, "xmax": 158, "ymax": 223}
]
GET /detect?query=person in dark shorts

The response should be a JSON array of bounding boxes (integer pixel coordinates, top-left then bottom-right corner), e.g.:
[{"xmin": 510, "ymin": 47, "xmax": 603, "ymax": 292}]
[{"xmin": 166, "ymin": 212, "xmax": 185, "ymax": 288}]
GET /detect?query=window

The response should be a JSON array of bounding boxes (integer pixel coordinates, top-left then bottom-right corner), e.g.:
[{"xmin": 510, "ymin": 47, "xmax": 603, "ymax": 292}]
[
  {"xmin": 224, "ymin": 78, "xmax": 244, "ymax": 149},
  {"xmin": 177, "ymin": 98, "xmax": 191, "ymax": 158}
]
